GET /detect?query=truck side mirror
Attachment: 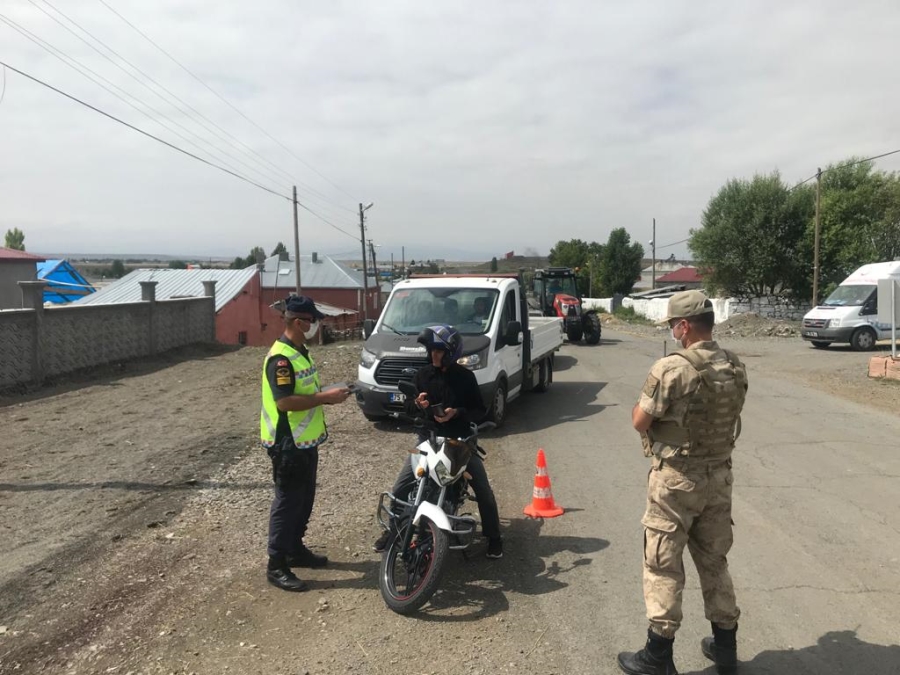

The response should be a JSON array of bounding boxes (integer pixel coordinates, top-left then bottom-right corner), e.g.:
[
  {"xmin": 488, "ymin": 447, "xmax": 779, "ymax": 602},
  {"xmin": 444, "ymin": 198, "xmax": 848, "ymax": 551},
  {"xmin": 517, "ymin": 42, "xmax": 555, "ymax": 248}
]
[
  {"xmin": 363, "ymin": 318, "xmax": 376, "ymax": 338},
  {"xmin": 504, "ymin": 320, "xmax": 522, "ymax": 346}
]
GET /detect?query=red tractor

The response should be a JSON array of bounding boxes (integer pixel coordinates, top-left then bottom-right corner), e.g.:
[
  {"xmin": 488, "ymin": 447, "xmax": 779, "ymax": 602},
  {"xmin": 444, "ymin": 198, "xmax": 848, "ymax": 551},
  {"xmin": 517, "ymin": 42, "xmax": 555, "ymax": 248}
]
[{"xmin": 531, "ymin": 267, "xmax": 602, "ymax": 344}]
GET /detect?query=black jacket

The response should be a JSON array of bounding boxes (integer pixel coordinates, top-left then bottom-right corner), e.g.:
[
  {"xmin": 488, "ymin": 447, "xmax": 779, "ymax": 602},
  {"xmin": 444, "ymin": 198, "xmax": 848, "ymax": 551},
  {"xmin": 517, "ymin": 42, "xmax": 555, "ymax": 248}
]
[{"xmin": 411, "ymin": 363, "xmax": 486, "ymax": 439}]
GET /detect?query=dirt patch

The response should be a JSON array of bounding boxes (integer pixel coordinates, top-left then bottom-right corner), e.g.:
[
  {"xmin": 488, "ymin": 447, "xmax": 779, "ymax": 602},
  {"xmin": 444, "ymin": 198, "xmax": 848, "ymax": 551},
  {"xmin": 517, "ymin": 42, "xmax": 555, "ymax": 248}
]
[
  {"xmin": 0, "ymin": 341, "xmax": 565, "ymax": 675},
  {"xmin": 715, "ymin": 312, "xmax": 801, "ymax": 338}
]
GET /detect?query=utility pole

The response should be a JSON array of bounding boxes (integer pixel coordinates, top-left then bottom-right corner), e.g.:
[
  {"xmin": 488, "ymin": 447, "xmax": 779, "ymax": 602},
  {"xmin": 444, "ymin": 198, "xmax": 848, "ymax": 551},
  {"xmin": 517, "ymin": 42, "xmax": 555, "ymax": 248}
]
[
  {"xmin": 402, "ymin": 246, "xmax": 406, "ymax": 279},
  {"xmin": 292, "ymin": 186, "xmax": 301, "ymax": 294},
  {"xmin": 359, "ymin": 202, "xmax": 373, "ymax": 322},
  {"xmin": 651, "ymin": 218, "xmax": 657, "ymax": 290},
  {"xmin": 812, "ymin": 168, "xmax": 822, "ymax": 307},
  {"xmin": 390, "ymin": 253, "xmax": 395, "ymax": 288}
]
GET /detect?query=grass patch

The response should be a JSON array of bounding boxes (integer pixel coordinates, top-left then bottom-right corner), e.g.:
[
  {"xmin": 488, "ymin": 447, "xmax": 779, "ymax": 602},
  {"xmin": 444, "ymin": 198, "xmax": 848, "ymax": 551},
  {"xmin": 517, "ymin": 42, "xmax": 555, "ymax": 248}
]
[{"xmin": 613, "ymin": 305, "xmax": 656, "ymax": 325}]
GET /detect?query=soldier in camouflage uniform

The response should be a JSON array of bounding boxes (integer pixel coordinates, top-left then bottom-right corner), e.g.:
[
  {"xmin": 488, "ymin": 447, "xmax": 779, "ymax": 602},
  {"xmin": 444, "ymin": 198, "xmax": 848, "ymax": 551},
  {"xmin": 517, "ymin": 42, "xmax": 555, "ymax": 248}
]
[{"xmin": 618, "ymin": 290, "xmax": 748, "ymax": 675}]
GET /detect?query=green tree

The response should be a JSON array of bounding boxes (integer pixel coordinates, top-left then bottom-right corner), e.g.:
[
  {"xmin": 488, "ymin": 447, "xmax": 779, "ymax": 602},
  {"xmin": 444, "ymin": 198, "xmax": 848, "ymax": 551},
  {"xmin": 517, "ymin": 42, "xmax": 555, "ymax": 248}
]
[
  {"xmin": 549, "ymin": 239, "xmax": 591, "ymax": 269},
  {"xmin": 814, "ymin": 159, "xmax": 900, "ymax": 293},
  {"xmin": 271, "ymin": 242, "xmax": 288, "ymax": 257},
  {"xmin": 110, "ymin": 259, "xmax": 126, "ymax": 278},
  {"xmin": 168, "ymin": 260, "xmax": 188, "ymax": 269},
  {"xmin": 247, "ymin": 246, "xmax": 266, "ymax": 266},
  {"xmin": 490, "ymin": 256, "xmax": 498, "ymax": 272},
  {"xmin": 229, "ymin": 256, "xmax": 246, "ymax": 270},
  {"xmin": 597, "ymin": 228, "xmax": 643, "ymax": 296},
  {"xmin": 549, "ymin": 238, "xmax": 604, "ymax": 295},
  {"xmin": 690, "ymin": 172, "xmax": 814, "ymax": 299},
  {"xmin": 4, "ymin": 227, "xmax": 25, "ymax": 250}
]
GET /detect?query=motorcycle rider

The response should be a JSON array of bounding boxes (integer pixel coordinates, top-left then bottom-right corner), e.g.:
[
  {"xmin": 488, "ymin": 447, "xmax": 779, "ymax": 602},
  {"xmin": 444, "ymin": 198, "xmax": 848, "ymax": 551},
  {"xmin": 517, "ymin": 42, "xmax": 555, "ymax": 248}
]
[{"xmin": 374, "ymin": 324, "xmax": 504, "ymax": 558}]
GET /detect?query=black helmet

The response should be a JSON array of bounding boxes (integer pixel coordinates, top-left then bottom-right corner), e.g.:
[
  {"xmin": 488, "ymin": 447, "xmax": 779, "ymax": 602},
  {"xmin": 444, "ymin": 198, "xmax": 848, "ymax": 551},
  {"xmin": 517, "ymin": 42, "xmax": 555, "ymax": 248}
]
[{"xmin": 417, "ymin": 324, "xmax": 463, "ymax": 367}]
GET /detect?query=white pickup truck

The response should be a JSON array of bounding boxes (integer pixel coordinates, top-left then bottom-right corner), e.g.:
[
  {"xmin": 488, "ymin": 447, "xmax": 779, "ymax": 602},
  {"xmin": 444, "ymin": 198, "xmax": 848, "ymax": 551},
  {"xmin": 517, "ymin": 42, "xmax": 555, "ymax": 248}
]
[{"xmin": 355, "ymin": 274, "xmax": 564, "ymax": 427}]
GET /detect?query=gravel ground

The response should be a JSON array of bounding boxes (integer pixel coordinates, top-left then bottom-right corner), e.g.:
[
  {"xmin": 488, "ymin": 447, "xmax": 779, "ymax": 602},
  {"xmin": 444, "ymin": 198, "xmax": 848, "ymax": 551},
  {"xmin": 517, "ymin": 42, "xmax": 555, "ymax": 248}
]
[{"xmin": 1, "ymin": 324, "xmax": 897, "ymax": 674}]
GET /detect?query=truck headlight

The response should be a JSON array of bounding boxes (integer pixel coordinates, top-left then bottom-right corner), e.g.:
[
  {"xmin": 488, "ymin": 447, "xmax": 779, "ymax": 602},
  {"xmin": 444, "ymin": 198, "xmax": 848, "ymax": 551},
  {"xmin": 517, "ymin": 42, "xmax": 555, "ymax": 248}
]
[
  {"xmin": 826, "ymin": 318, "xmax": 836, "ymax": 328},
  {"xmin": 457, "ymin": 348, "xmax": 487, "ymax": 371},
  {"xmin": 360, "ymin": 348, "xmax": 377, "ymax": 368}
]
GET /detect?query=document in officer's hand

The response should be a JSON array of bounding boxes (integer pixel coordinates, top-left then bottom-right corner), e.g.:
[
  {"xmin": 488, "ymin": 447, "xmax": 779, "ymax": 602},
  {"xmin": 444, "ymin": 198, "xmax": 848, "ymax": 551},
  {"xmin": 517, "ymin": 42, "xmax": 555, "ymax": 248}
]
[{"xmin": 322, "ymin": 381, "xmax": 358, "ymax": 392}]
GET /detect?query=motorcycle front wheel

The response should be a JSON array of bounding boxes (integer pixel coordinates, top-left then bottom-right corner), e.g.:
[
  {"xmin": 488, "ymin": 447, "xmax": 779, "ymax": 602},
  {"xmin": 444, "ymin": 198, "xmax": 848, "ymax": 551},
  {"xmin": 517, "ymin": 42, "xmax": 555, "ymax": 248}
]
[{"xmin": 379, "ymin": 516, "xmax": 449, "ymax": 614}]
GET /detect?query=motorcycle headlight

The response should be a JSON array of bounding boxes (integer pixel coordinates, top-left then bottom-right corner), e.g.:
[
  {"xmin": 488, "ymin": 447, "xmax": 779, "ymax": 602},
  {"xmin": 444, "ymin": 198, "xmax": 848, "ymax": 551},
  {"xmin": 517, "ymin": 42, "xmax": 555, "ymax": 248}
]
[
  {"xmin": 457, "ymin": 348, "xmax": 487, "ymax": 371},
  {"xmin": 433, "ymin": 459, "xmax": 454, "ymax": 486},
  {"xmin": 360, "ymin": 348, "xmax": 377, "ymax": 368}
]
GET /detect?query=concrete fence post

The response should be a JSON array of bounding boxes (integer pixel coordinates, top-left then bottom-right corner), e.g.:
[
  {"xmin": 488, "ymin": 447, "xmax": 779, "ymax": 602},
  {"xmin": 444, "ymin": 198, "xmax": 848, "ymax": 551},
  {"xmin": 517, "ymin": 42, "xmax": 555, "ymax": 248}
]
[
  {"xmin": 18, "ymin": 280, "xmax": 48, "ymax": 384},
  {"xmin": 202, "ymin": 280, "xmax": 217, "ymax": 342},
  {"xmin": 140, "ymin": 281, "xmax": 158, "ymax": 355}
]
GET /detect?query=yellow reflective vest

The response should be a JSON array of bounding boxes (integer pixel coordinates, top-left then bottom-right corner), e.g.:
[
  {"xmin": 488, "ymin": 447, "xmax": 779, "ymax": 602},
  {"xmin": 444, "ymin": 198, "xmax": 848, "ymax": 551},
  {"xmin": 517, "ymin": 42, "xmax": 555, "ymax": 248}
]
[{"xmin": 260, "ymin": 340, "xmax": 327, "ymax": 449}]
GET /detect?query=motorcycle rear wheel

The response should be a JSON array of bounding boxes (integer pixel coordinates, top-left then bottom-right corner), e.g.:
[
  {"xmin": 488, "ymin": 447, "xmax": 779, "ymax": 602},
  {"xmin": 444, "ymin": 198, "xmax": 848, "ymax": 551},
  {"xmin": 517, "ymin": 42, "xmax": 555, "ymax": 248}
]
[{"xmin": 379, "ymin": 516, "xmax": 449, "ymax": 614}]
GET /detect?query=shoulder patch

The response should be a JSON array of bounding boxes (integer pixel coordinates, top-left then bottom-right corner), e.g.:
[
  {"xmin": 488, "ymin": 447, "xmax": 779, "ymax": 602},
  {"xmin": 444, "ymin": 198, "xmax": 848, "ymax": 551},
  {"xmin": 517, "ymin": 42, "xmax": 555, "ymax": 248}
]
[
  {"xmin": 275, "ymin": 358, "xmax": 289, "ymax": 367},
  {"xmin": 642, "ymin": 374, "xmax": 660, "ymax": 398}
]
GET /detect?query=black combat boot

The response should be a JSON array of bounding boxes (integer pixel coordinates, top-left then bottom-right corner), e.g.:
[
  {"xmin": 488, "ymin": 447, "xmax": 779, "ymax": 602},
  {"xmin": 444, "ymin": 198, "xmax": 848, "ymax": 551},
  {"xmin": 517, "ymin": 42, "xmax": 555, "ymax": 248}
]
[
  {"xmin": 617, "ymin": 628, "xmax": 677, "ymax": 675},
  {"xmin": 266, "ymin": 556, "xmax": 308, "ymax": 592},
  {"xmin": 700, "ymin": 623, "xmax": 737, "ymax": 674}
]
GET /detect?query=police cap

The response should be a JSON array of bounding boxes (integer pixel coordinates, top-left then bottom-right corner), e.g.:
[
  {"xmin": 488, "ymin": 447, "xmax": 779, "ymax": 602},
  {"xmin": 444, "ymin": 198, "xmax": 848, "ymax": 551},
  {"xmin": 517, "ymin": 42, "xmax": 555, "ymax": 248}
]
[{"xmin": 281, "ymin": 294, "xmax": 325, "ymax": 320}]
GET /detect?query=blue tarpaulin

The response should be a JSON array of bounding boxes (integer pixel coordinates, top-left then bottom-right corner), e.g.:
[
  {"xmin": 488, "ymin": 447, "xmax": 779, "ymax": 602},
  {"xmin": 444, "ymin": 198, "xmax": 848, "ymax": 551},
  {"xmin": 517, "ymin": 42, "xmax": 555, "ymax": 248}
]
[{"xmin": 36, "ymin": 260, "xmax": 96, "ymax": 304}]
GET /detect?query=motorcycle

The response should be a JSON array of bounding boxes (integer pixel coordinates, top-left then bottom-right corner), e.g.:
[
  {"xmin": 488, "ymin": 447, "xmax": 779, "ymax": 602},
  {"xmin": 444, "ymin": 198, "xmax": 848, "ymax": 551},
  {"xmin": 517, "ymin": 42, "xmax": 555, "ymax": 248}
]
[{"xmin": 376, "ymin": 379, "xmax": 495, "ymax": 614}]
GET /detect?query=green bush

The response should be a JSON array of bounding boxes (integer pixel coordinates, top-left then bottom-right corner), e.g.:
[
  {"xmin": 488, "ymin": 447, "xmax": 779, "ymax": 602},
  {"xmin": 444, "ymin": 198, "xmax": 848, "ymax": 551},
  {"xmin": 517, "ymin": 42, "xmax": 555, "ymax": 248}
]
[{"xmin": 613, "ymin": 305, "xmax": 655, "ymax": 325}]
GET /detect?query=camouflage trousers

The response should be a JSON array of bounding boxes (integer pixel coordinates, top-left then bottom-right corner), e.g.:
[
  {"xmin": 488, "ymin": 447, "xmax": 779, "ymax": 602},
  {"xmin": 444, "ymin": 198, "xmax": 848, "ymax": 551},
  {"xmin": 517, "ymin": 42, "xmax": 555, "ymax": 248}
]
[{"xmin": 642, "ymin": 455, "xmax": 740, "ymax": 639}]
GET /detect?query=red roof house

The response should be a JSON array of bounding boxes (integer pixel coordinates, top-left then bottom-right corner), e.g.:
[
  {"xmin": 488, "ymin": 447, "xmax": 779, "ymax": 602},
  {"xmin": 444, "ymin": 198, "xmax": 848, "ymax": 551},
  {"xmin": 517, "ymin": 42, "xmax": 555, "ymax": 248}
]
[{"xmin": 0, "ymin": 247, "xmax": 46, "ymax": 309}]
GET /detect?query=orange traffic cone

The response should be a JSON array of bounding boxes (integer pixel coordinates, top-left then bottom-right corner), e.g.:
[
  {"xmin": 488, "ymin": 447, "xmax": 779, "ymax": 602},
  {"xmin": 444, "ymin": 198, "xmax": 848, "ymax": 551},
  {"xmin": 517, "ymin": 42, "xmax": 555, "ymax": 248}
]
[{"xmin": 523, "ymin": 448, "xmax": 564, "ymax": 518}]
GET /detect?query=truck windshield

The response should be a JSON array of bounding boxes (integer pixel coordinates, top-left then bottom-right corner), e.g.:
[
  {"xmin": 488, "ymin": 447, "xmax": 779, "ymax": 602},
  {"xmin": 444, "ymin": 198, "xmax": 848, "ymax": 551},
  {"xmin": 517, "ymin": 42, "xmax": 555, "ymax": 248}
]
[
  {"xmin": 821, "ymin": 284, "xmax": 874, "ymax": 307},
  {"xmin": 379, "ymin": 288, "xmax": 500, "ymax": 335}
]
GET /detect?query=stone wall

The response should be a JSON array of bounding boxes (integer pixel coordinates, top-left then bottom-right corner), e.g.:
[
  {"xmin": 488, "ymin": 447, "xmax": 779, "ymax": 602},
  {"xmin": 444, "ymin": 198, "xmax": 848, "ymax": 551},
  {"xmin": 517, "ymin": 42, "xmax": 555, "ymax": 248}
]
[
  {"xmin": 0, "ymin": 280, "xmax": 216, "ymax": 389},
  {"xmin": 726, "ymin": 296, "xmax": 811, "ymax": 321}
]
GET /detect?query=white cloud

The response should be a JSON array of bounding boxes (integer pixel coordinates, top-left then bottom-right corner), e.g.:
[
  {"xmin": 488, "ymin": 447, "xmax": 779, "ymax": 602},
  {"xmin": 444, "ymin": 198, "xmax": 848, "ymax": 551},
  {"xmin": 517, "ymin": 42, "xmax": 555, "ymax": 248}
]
[{"xmin": 2, "ymin": 0, "xmax": 899, "ymax": 261}]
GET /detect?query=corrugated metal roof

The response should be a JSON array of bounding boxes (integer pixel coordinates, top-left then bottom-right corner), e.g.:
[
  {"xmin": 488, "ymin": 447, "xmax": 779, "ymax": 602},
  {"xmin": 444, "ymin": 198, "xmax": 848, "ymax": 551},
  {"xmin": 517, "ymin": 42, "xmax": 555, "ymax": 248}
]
[
  {"xmin": 75, "ymin": 267, "xmax": 256, "ymax": 312},
  {"xmin": 0, "ymin": 247, "xmax": 45, "ymax": 262},
  {"xmin": 260, "ymin": 254, "xmax": 380, "ymax": 291},
  {"xmin": 37, "ymin": 259, "xmax": 96, "ymax": 303}
]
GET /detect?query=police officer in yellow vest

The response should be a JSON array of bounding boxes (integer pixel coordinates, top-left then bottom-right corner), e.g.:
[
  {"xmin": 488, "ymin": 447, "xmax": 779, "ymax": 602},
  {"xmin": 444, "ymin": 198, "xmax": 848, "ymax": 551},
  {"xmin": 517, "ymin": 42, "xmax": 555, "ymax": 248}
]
[
  {"xmin": 261, "ymin": 295, "xmax": 351, "ymax": 592},
  {"xmin": 618, "ymin": 291, "xmax": 748, "ymax": 675}
]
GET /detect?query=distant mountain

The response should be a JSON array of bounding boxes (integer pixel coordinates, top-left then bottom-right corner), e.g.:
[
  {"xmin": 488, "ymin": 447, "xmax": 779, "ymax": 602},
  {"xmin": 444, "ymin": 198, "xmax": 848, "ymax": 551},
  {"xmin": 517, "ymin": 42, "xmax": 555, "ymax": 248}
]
[{"xmin": 36, "ymin": 252, "xmax": 235, "ymax": 262}]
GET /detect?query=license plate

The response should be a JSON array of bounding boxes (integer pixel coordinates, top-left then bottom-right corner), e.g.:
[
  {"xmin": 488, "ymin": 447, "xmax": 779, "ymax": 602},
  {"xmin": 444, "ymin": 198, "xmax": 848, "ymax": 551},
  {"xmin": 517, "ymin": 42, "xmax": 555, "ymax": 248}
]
[
  {"xmin": 804, "ymin": 331, "xmax": 819, "ymax": 337},
  {"xmin": 390, "ymin": 392, "xmax": 406, "ymax": 403}
]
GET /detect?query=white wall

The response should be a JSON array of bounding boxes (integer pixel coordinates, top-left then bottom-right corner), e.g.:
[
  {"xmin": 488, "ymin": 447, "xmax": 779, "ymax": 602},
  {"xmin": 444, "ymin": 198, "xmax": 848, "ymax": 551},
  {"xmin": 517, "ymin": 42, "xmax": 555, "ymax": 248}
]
[{"xmin": 583, "ymin": 295, "xmax": 807, "ymax": 324}]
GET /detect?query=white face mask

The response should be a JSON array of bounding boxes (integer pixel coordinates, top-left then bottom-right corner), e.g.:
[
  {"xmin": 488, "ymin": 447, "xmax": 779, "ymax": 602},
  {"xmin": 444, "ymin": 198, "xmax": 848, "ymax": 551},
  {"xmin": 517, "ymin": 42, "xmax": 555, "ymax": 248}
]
[
  {"xmin": 303, "ymin": 321, "xmax": 319, "ymax": 340},
  {"xmin": 670, "ymin": 322, "xmax": 684, "ymax": 346}
]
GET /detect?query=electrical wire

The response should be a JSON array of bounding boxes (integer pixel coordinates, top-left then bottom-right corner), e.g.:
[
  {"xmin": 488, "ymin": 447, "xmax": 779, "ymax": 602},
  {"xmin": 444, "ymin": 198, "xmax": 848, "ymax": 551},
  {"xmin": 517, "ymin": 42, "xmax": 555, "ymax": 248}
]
[
  {"xmin": 0, "ymin": 12, "xmax": 290, "ymax": 193},
  {"xmin": 23, "ymin": 0, "xmax": 295, "ymax": 193},
  {"xmin": 789, "ymin": 147, "xmax": 900, "ymax": 191},
  {"xmin": 40, "ymin": 0, "xmax": 353, "ymax": 219},
  {"xmin": 1, "ymin": 59, "xmax": 360, "ymax": 241},
  {"xmin": 0, "ymin": 58, "xmax": 289, "ymax": 199},
  {"xmin": 656, "ymin": 238, "xmax": 689, "ymax": 250},
  {"xmin": 0, "ymin": 64, "xmax": 6, "ymax": 106},
  {"xmin": 95, "ymin": 0, "xmax": 359, "ymax": 208}
]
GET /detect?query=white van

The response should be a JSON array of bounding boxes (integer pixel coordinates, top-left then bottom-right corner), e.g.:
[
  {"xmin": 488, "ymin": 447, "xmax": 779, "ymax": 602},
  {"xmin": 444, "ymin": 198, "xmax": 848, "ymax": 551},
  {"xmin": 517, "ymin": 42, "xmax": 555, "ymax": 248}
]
[{"xmin": 801, "ymin": 261, "xmax": 900, "ymax": 350}]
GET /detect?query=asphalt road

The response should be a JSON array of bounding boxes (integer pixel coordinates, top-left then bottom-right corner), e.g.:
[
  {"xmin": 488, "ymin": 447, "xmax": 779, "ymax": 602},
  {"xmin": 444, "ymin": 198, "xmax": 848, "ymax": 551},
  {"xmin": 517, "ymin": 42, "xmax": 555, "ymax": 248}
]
[{"xmin": 490, "ymin": 329, "xmax": 900, "ymax": 675}]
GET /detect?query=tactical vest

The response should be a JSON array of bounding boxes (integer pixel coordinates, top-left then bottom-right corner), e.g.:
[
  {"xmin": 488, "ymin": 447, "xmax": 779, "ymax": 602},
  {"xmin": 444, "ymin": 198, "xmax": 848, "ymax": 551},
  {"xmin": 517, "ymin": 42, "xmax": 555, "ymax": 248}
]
[
  {"xmin": 260, "ymin": 341, "xmax": 327, "ymax": 449},
  {"xmin": 649, "ymin": 348, "xmax": 747, "ymax": 459}
]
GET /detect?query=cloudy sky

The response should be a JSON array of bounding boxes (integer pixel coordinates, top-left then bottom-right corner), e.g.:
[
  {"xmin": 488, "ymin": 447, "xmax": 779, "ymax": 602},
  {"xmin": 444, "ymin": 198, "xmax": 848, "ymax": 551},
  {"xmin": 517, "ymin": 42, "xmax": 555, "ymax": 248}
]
[{"xmin": 2, "ymin": 1, "xmax": 899, "ymax": 262}]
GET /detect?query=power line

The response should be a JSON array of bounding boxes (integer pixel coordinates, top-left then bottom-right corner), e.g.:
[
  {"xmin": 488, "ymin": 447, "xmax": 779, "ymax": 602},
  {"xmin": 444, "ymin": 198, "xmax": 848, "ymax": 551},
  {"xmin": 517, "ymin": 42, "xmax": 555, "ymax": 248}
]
[
  {"xmin": 95, "ymin": 0, "xmax": 359, "ymax": 208},
  {"xmin": 0, "ymin": 59, "xmax": 290, "ymax": 200},
  {"xmin": 295, "ymin": 202, "xmax": 357, "ymax": 240},
  {"xmin": 23, "ymin": 0, "xmax": 295, "ymax": 193},
  {"xmin": 0, "ymin": 12, "xmax": 289, "ymax": 193},
  {"xmin": 1, "ymin": 58, "xmax": 358, "ymax": 241},
  {"xmin": 789, "ymin": 147, "xmax": 900, "ymax": 191},
  {"xmin": 0, "ymin": 64, "xmax": 6, "ymax": 105},
  {"xmin": 42, "ymin": 0, "xmax": 357, "ymax": 220},
  {"xmin": 656, "ymin": 237, "xmax": 689, "ymax": 250}
]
